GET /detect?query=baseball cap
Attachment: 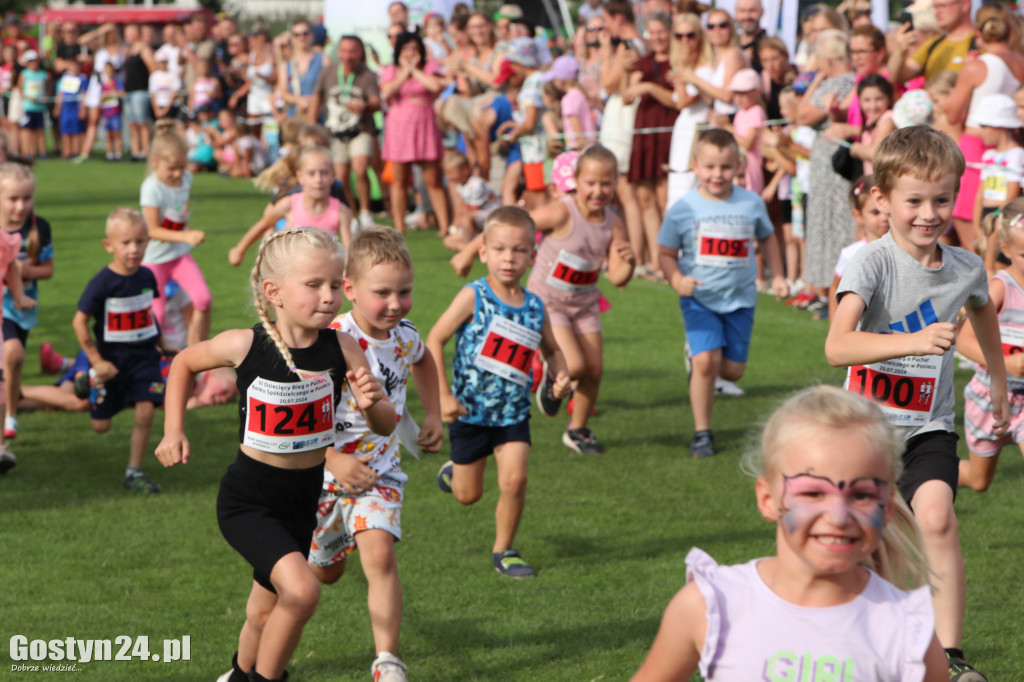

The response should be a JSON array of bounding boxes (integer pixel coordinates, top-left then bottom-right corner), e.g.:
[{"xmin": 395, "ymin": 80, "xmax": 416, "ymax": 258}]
[
  {"xmin": 21, "ymin": 49, "xmax": 38, "ymax": 62},
  {"xmin": 729, "ymin": 68, "xmax": 760, "ymax": 93},
  {"xmin": 495, "ymin": 3, "xmax": 525, "ymax": 20},
  {"xmin": 503, "ymin": 37, "xmax": 540, "ymax": 69},
  {"xmin": 973, "ymin": 93, "xmax": 1021, "ymax": 129},
  {"xmin": 544, "ymin": 54, "xmax": 579, "ymax": 82}
]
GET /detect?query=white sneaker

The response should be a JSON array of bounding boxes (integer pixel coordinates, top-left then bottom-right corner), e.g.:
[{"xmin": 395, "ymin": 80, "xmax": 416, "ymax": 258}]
[
  {"xmin": 371, "ymin": 652, "xmax": 407, "ymax": 682},
  {"xmin": 351, "ymin": 216, "xmax": 362, "ymax": 237},
  {"xmin": 403, "ymin": 210, "xmax": 424, "ymax": 229},
  {"xmin": 715, "ymin": 378, "xmax": 745, "ymax": 396},
  {"xmin": 359, "ymin": 210, "xmax": 375, "ymax": 228}
]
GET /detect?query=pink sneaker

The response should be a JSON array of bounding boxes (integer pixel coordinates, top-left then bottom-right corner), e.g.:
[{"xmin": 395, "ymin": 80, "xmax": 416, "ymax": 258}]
[{"xmin": 40, "ymin": 342, "xmax": 66, "ymax": 374}]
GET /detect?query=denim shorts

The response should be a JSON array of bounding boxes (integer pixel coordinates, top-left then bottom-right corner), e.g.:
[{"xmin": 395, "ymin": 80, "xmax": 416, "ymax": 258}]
[{"xmin": 124, "ymin": 90, "xmax": 152, "ymax": 124}]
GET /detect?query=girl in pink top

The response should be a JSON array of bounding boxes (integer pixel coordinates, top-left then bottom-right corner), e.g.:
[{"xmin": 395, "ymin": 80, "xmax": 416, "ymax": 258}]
[
  {"xmin": 630, "ymin": 386, "xmax": 948, "ymax": 682},
  {"xmin": 527, "ymin": 145, "xmax": 635, "ymax": 455},
  {"xmin": 847, "ymin": 75, "xmax": 895, "ymax": 176},
  {"xmin": 544, "ymin": 55, "xmax": 597, "ymax": 151},
  {"xmin": 725, "ymin": 69, "xmax": 766, "ymax": 194},
  {"xmin": 188, "ymin": 58, "xmax": 221, "ymax": 113},
  {"xmin": 229, "ymin": 146, "xmax": 352, "ymax": 266}
]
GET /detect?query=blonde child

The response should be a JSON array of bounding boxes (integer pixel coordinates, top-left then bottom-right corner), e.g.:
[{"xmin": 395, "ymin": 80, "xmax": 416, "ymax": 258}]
[
  {"xmin": 540, "ymin": 81, "xmax": 566, "ymax": 161},
  {"xmin": 232, "ymin": 120, "xmax": 269, "ymax": 179},
  {"xmin": 724, "ymin": 68, "xmax": 767, "ymax": 195},
  {"xmin": 0, "ymin": 164, "xmax": 55, "ymax": 441},
  {"xmin": 155, "ymin": 227, "xmax": 395, "ymax": 682},
  {"xmin": 72, "ymin": 208, "xmax": 167, "ymax": 493},
  {"xmin": 529, "ymin": 145, "xmax": 635, "ymax": 454},
  {"xmin": 99, "ymin": 62, "xmax": 125, "ymax": 161},
  {"xmin": 972, "ymin": 93, "xmax": 1024, "ymax": 274},
  {"xmin": 229, "ymin": 146, "xmax": 352, "ymax": 266},
  {"xmin": 762, "ymin": 88, "xmax": 805, "ymax": 297},
  {"xmin": 825, "ymin": 126, "xmax": 1009, "ymax": 680},
  {"xmin": 140, "ymin": 129, "xmax": 211, "ymax": 347},
  {"xmin": 659, "ymin": 129, "xmax": 788, "ymax": 458},
  {"xmin": 0, "ymin": 204, "xmax": 34, "ymax": 473},
  {"xmin": 958, "ymin": 197, "xmax": 1024, "ymax": 493},
  {"xmin": 844, "ymin": 74, "xmax": 896, "ymax": 176},
  {"xmin": 423, "ymin": 13, "xmax": 451, "ymax": 62},
  {"xmin": 926, "ymin": 71, "xmax": 960, "ymax": 141},
  {"xmin": 630, "ymin": 386, "xmax": 947, "ymax": 682},
  {"xmin": 16, "ymin": 50, "xmax": 47, "ymax": 160},
  {"xmin": 427, "ymin": 207, "xmax": 571, "ymax": 577},
  {"xmin": 441, "ymin": 150, "xmax": 499, "ymax": 252},
  {"xmin": 545, "ymin": 55, "xmax": 596, "ymax": 151},
  {"xmin": 309, "ymin": 227, "xmax": 443, "ymax": 682},
  {"xmin": 827, "ymin": 175, "xmax": 889, "ymax": 323},
  {"xmin": 188, "ymin": 58, "xmax": 222, "ymax": 116}
]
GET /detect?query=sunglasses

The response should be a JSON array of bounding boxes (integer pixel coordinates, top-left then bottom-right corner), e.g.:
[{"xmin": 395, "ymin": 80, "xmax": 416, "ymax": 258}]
[
  {"xmin": 388, "ymin": 32, "xmax": 404, "ymax": 39},
  {"xmin": 587, "ymin": 25, "xmax": 605, "ymax": 32},
  {"xmin": 675, "ymin": 31, "xmax": 697, "ymax": 40},
  {"xmin": 292, "ymin": 30, "xmax": 310, "ymax": 37},
  {"xmin": 707, "ymin": 21, "xmax": 730, "ymax": 30}
]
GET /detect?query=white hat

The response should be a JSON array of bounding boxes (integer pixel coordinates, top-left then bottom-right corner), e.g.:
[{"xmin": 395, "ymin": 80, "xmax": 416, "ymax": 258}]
[
  {"xmin": 21, "ymin": 49, "xmax": 38, "ymax": 62},
  {"xmin": 973, "ymin": 93, "xmax": 1022, "ymax": 129}
]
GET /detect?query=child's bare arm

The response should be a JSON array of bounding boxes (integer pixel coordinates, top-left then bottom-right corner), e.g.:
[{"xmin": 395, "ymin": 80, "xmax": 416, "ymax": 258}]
[
  {"xmin": 825, "ymin": 292, "xmax": 956, "ymax": 366},
  {"xmin": 229, "ymin": 197, "xmax": 289, "ymax": 266},
  {"xmin": 450, "ymin": 234, "xmax": 484, "ymax": 278},
  {"xmin": 426, "ymin": 287, "xmax": 476, "ymax": 421},
  {"xmin": 337, "ymin": 203, "xmax": 353, "ymax": 252},
  {"xmin": 5, "ymin": 260, "xmax": 34, "ymax": 311},
  {"xmin": 629, "ymin": 582, "xmax": 705, "ymax": 682},
  {"xmin": 411, "ymin": 347, "xmax": 444, "ymax": 453},
  {"xmin": 606, "ymin": 215, "xmax": 636, "ymax": 286},
  {"xmin": 660, "ymin": 245, "xmax": 701, "ymax": 298},
  {"xmin": 142, "ymin": 205, "xmax": 203, "ymax": 246},
  {"xmin": 72, "ymin": 310, "xmax": 117, "ymax": 383},
  {"xmin": 758, "ymin": 233, "xmax": 788, "ymax": 300},
  {"xmin": 339, "ymin": 332, "xmax": 397, "ymax": 436},
  {"xmin": 966, "ymin": 298, "xmax": 1010, "ymax": 433},
  {"xmin": 529, "ymin": 201, "xmax": 570, "ymax": 236},
  {"xmin": 155, "ymin": 328, "xmax": 254, "ymax": 466}
]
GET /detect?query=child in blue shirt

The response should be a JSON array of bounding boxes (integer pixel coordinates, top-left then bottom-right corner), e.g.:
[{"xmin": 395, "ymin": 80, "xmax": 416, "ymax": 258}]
[
  {"xmin": 658, "ymin": 128, "xmax": 787, "ymax": 458},
  {"xmin": 99, "ymin": 62, "xmax": 125, "ymax": 161},
  {"xmin": 55, "ymin": 60, "xmax": 88, "ymax": 159},
  {"xmin": 427, "ymin": 206, "xmax": 570, "ymax": 578}
]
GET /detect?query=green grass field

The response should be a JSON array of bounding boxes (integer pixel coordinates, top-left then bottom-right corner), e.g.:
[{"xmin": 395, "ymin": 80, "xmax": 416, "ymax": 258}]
[{"xmin": 2, "ymin": 160, "xmax": 1023, "ymax": 681}]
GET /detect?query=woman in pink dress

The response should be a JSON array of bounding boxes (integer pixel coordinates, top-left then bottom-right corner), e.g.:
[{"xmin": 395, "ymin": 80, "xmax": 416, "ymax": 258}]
[{"xmin": 381, "ymin": 32, "xmax": 449, "ymax": 234}]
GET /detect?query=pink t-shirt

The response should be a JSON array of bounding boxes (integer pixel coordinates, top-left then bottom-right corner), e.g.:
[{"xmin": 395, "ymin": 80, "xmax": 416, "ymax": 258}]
[
  {"xmin": 733, "ymin": 104, "xmax": 766, "ymax": 194},
  {"xmin": 561, "ymin": 87, "xmax": 596, "ymax": 150}
]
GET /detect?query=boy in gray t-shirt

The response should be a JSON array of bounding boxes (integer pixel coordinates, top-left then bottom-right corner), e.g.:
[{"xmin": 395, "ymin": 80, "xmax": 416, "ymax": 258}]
[{"xmin": 826, "ymin": 126, "xmax": 1008, "ymax": 681}]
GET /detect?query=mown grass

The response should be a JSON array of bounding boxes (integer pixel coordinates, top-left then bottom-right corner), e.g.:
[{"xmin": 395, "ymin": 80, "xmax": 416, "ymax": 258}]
[{"xmin": 1, "ymin": 160, "xmax": 1022, "ymax": 680}]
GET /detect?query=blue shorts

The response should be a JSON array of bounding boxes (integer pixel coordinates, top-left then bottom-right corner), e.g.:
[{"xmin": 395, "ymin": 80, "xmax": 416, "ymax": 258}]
[
  {"xmin": 679, "ymin": 297, "xmax": 755, "ymax": 363},
  {"xmin": 58, "ymin": 350, "xmax": 90, "ymax": 386},
  {"xmin": 59, "ymin": 112, "xmax": 84, "ymax": 136},
  {"xmin": 101, "ymin": 113, "xmax": 122, "ymax": 133},
  {"xmin": 449, "ymin": 418, "xmax": 531, "ymax": 465},
  {"xmin": 124, "ymin": 90, "xmax": 152, "ymax": 124},
  {"xmin": 89, "ymin": 353, "xmax": 165, "ymax": 420},
  {"xmin": 19, "ymin": 110, "xmax": 44, "ymax": 130}
]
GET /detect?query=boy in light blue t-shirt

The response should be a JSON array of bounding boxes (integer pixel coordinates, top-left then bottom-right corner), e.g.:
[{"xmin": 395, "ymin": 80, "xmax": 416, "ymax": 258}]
[{"xmin": 658, "ymin": 128, "xmax": 787, "ymax": 458}]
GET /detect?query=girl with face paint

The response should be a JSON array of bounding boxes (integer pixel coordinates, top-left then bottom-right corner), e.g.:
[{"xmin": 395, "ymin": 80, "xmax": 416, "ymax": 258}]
[{"xmin": 630, "ymin": 386, "xmax": 949, "ymax": 682}]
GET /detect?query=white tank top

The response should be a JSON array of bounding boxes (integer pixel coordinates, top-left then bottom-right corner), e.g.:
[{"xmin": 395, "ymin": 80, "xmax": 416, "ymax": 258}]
[
  {"xmin": 685, "ymin": 548, "xmax": 935, "ymax": 682},
  {"xmin": 965, "ymin": 53, "xmax": 1020, "ymax": 127}
]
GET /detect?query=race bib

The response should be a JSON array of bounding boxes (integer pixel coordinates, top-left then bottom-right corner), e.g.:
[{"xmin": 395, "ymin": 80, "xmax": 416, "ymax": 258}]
[
  {"xmin": 24, "ymin": 79, "xmax": 43, "ymax": 100},
  {"xmin": 59, "ymin": 77, "xmax": 81, "ymax": 95},
  {"xmin": 104, "ymin": 292, "xmax": 158, "ymax": 343},
  {"xmin": 244, "ymin": 376, "xmax": 335, "ymax": 453},
  {"xmin": 696, "ymin": 221, "xmax": 751, "ymax": 268},
  {"xmin": 845, "ymin": 355, "xmax": 941, "ymax": 427},
  {"xmin": 160, "ymin": 206, "xmax": 188, "ymax": 231},
  {"xmin": 1001, "ymin": 323, "xmax": 1024, "ymax": 356},
  {"xmin": 474, "ymin": 316, "xmax": 541, "ymax": 387},
  {"xmin": 983, "ymin": 173, "xmax": 1009, "ymax": 202},
  {"xmin": 546, "ymin": 250, "xmax": 601, "ymax": 293}
]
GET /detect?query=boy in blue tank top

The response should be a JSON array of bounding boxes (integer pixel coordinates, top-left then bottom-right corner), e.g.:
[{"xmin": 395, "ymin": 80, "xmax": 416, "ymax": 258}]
[{"xmin": 427, "ymin": 206, "xmax": 571, "ymax": 578}]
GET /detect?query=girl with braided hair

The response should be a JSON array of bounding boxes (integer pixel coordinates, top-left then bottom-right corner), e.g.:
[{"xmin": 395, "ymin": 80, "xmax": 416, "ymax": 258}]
[{"xmin": 156, "ymin": 227, "xmax": 396, "ymax": 682}]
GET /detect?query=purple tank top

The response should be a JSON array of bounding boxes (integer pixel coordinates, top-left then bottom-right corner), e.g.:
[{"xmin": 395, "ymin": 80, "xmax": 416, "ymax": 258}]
[
  {"xmin": 685, "ymin": 548, "xmax": 934, "ymax": 682},
  {"xmin": 527, "ymin": 195, "xmax": 611, "ymax": 307}
]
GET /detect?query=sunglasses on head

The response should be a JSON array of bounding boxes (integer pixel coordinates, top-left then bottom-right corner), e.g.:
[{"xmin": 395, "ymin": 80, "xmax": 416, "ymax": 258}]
[
  {"xmin": 675, "ymin": 31, "xmax": 697, "ymax": 40},
  {"xmin": 707, "ymin": 21, "xmax": 730, "ymax": 29}
]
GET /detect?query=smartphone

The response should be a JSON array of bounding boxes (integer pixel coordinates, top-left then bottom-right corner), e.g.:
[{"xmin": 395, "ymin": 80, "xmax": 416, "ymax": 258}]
[{"xmin": 898, "ymin": 10, "xmax": 914, "ymax": 29}]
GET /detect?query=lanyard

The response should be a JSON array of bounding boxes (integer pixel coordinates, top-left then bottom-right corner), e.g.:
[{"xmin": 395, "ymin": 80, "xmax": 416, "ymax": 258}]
[{"xmin": 337, "ymin": 66, "xmax": 355, "ymax": 98}]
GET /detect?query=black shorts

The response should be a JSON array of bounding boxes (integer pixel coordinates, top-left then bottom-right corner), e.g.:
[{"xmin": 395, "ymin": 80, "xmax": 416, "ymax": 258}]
[
  {"xmin": 2, "ymin": 318, "xmax": 29, "ymax": 347},
  {"xmin": 217, "ymin": 451, "xmax": 325, "ymax": 592},
  {"xmin": 89, "ymin": 353, "xmax": 165, "ymax": 420},
  {"xmin": 779, "ymin": 199, "xmax": 792, "ymax": 225},
  {"xmin": 898, "ymin": 430, "xmax": 959, "ymax": 506},
  {"xmin": 448, "ymin": 419, "xmax": 531, "ymax": 465}
]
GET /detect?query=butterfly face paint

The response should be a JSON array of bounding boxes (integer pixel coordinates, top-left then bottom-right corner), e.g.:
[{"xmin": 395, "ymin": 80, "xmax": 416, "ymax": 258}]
[{"xmin": 780, "ymin": 473, "xmax": 888, "ymax": 535}]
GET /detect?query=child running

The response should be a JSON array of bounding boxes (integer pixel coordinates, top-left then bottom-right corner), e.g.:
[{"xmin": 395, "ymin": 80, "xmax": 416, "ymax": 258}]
[
  {"xmin": 529, "ymin": 144, "xmax": 635, "ymax": 454},
  {"xmin": 958, "ymin": 197, "xmax": 1024, "ymax": 493},
  {"xmin": 629, "ymin": 386, "xmax": 947, "ymax": 681},
  {"xmin": 0, "ymin": 163, "xmax": 53, "ymax": 442},
  {"xmin": 826, "ymin": 175, "xmax": 889, "ymax": 322},
  {"xmin": 73, "ymin": 208, "xmax": 169, "ymax": 493},
  {"xmin": 825, "ymin": 125, "xmax": 1009, "ymax": 681},
  {"xmin": 427, "ymin": 206, "xmax": 571, "ymax": 578},
  {"xmin": 972, "ymin": 93, "xmax": 1024, "ymax": 273},
  {"xmin": 155, "ymin": 227, "xmax": 396, "ymax": 682},
  {"xmin": 0, "ymin": 214, "xmax": 33, "ymax": 473},
  {"xmin": 658, "ymin": 128, "xmax": 788, "ymax": 458},
  {"xmin": 309, "ymin": 227, "xmax": 443, "ymax": 682},
  {"xmin": 140, "ymin": 129, "xmax": 211, "ymax": 347},
  {"xmin": 229, "ymin": 146, "xmax": 352, "ymax": 267}
]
